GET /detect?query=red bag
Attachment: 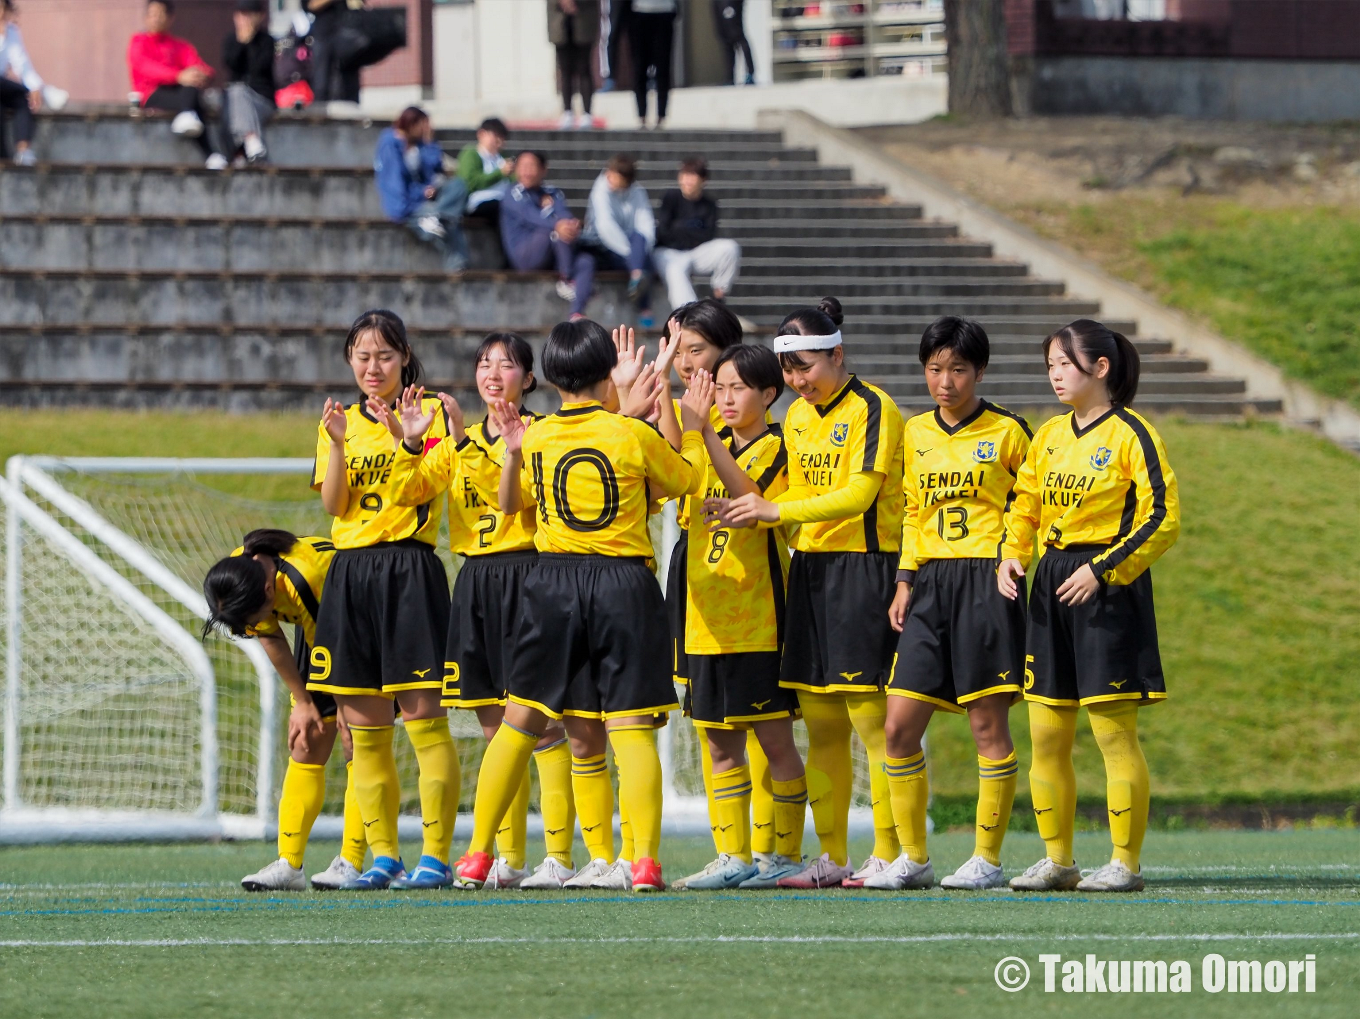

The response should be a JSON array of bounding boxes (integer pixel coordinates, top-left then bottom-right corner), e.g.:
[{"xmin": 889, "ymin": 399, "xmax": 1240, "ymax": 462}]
[{"xmin": 276, "ymin": 81, "xmax": 314, "ymax": 109}]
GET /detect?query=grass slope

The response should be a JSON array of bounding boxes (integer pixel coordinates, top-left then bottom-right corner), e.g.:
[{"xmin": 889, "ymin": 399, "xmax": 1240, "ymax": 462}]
[
  {"xmin": 1, "ymin": 411, "xmax": 1355, "ymax": 800},
  {"xmin": 0, "ymin": 832, "xmax": 1356, "ymax": 1019}
]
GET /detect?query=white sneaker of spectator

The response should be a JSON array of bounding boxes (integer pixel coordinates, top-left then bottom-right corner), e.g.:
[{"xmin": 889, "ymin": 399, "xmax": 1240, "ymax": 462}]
[
  {"xmin": 418, "ymin": 215, "xmax": 447, "ymax": 239},
  {"xmin": 43, "ymin": 86, "xmax": 70, "ymax": 111},
  {"xmin": 205, "ymin": 153, "xmax": 228, "ymax": 171},
  {"xmin": 14, "ymin": 149, "xmax": 37, "ymax": 167},
  {"xmin": 558, "ymin": 110, "xmax": 574, "ymax": 130},
  {"xmin": 244, "ymin": 135, "xmax": 267, "ymax": 164},
  {"xmin": 171, "ymin": 110, "xmax": 204, "ymax": 138},
  {"xmin": 576, "ymin": 112, "xmax": 594, "ymax": 130}
]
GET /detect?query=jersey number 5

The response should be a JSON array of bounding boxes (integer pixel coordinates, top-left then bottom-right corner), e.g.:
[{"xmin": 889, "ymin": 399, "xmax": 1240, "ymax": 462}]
[{"xmin": 936, "ymin": 506, "xmax": 969, "ymax": 541}]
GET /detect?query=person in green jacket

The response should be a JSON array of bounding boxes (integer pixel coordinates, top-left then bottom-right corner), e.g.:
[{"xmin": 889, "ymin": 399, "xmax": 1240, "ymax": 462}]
[{"xmin": 458, "ymin": 117, "xmax": 517, "ymax": 226}]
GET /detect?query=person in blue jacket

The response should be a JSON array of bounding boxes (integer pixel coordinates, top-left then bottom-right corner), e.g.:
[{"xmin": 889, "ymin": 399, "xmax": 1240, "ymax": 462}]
[
  {"xmin": 500, "ymin": 149, "xmax": 595, "ymax": 319},
  {"xmin": 374, "ymin": 106, "xmax": 469, "ymax": 271}
]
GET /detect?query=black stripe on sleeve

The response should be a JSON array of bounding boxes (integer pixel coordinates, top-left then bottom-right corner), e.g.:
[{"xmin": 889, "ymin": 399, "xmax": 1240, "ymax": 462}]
[
  {"xmin": 850, "ymin": 379, "xmax": 882, "ymax": 472},
  {"xmin": 274, "ymin": 557, "xmax": 320, "ymax": 624},
  {"xmin": 986, "ymin": 402, "xmax": 1034, "ymax": 440},
  {"xmin": 754, "ymin": 439, "xmax": 788, "ymax": 494},
  {"xmin": 1092, "ymin": 410, "xmax": 1169, "ymax": 576}
]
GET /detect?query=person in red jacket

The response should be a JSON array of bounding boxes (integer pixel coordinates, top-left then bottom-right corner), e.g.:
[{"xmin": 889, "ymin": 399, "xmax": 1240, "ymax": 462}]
[{"xmin": 127, "ymin": 0, "xmax": 226, "ymax": 169}]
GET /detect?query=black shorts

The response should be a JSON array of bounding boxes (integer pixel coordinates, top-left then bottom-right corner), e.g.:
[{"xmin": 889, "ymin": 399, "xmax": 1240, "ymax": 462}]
[
  {"xmin": 1024, "ymin": 545, "xmax": 1167, "ymax": 708},
  {"xmin": 292, "ymin": 627, "xmax": 337, "ymax": 720},
  {"xmin": 505, "ymin": 553, "xmax": 680, "ymax": 721},
  {"xmin": 665, "ymin": 534, "xmax": 689, "ymax": 683},
  {"xmin": 443, "ymin": 550, "xmax": 538, "ymax": 709},
  {"xmin": 888, "ymin": 558, "xmax": 1026, "ymax": 714},
  {"xmin": 685, "ymin": 651, "xmax": 800, "ymax": 729},
  {"xmin": 306, "ymin": 540, "xmax": 450, "ymax": 698},
  {"xmin": 780, "ymin": 551, "xmax": 898, "ymax": 695}
]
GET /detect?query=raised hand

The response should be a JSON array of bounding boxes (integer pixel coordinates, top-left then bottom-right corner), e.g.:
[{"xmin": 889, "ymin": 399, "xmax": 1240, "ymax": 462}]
[
  {"xmin": 654, "ymin": 317, "xmax": 681, "ymax": 381},
  {"xmin": 620, "ymin": 362, "xmax": 667, "ymax": 419},
  {"xmin": 680, "ymin": 368, "xmax": 715, "ymax": 431},
  {"xmin": 488, "ymin": 398, "xmax": 526, "ymax": 454},
  {"xmin": 366, "ymin": 395, "xmax": 403, "ymax": 442},
  {"xmin": 437, "ymin": 392, "xmax": 467, "ymax": 442},
  {"xmin": 611, "ymin": 324, "xmax": 646, "ymax": 399},
  {"xmin": 321, "ymin": 398, "xmax": 348, "ymax": 445},
  {"xmin": 394, "ymin": 385, "xmax": 436, "ymax": 445}
]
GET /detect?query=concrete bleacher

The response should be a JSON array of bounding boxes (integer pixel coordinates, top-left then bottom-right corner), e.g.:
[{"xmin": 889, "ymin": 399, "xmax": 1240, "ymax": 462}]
[{"xmin": 1, "ymin": 109, "xmax": 1280, "ymax": 417}]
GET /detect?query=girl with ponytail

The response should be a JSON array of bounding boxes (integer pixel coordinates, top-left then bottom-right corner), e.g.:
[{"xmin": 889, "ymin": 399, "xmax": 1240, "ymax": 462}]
[{"xmin": 998, "ymin": 318, "xmax": 1181, "ymax": 893}]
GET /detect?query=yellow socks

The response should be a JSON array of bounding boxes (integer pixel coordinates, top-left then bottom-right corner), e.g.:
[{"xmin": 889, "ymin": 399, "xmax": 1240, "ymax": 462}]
[
  {"xmin": 712, "ymin": 764, "xmax": 753, "ymax": 863},
  {"xmin": 349, "ymin": 724, "xmax": 401, "ymax": 861},
  {"xmin": 618, "ymin": 786, "xmax": 634, "ymax": 863},
  {"xmin": 469, "ymin": 722, "xmax": 536, "ymax": 858},
  {"xmin": 847, "ymin": 692, "xmax": 899, "ymax": 862},
  {"xmin": 405, "ymin": 717, "xmax": 460, "ymax": 864},
  {"xmin": 533, "ymin": 738, "xmax": 575, "ymax": 867},
  {"xmin": 340, "ymin": 759, "xmax": 368, "ymax": 870},
  {"xmin": 277, "ymin": 760, "xmax": 325, "ymax": 869},
  {"xmin": 572, "ymin": 752, "xmax": 615, "ymax": 862},
  {"xmin": 1028, "ymin": 702, "xmax": 1079, "ymax": 867},
  {"xmin": 770, "ymin": 775, "xmax": 808, "ymax": 859},
  {"xmin": 747, "ymin": 732, "xmax": 775, "ymax": 856},
  {"xmin": 884, "ymin": 751, "xmax": 929, "ymax": 864},
  {"xmin": 799, "ymin": 692, "xmax": 853, "ymax": 866},
  {"xmin": 699, "ymin": 737, "xmax": 718, "ymax": 847},
  {"xmin": 975, "ymin": 750, "xmax": 1018, "ymax": 866},
  {"xmin": 609, "ymin": 726, "xmax": 664, "ymax": 863},
  {"xmin": 1088, "ymin": 702, "xmax": 1150, "ymax": 871},
  {"xmin": 496, "ymin": 768, "xmax": 530, "ymax": 870}
]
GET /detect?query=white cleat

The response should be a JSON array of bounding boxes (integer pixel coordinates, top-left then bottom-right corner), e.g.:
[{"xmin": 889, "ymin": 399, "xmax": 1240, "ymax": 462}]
[
  {"xmin": 841, "ymin": 854, "xmax": 893, "ymax": 888},
  {"xmin": 561, "ymin": 857, "xmax": 613, "ymax": 889},
  {"xmin": 1009, "ymin": 857, "xmax": 1082, "ymax": 891},
  {"xmin": 940, "ymin": 855, "xmax": 1006, "ymax": 890},
  {"xmin": 171, "ymin": 110, "xmax": 204, "ymax": 137},
  {"xmin": 862, "ymin": 853, "xmax": 935, "ymax": 890},
  {"xmin": 1076, "ymin": 860, "xmax": 1145, "ymax": 893},
  {"xmin": 483, "ymin": 856, "xmax": 529, "ymax": 890},
  {"xmin": 241, "ymin": 857, "xmax": 307, "ymax": 892},
  {"xmin": 589, "ymin": 858, "xmax": 634, "ymax": 890},
  {"xmin": 519, "ymin": 857, "xmax": 577, "ymax": 889},
  {"xmin": 673, "ymin": 856, "xmax": 726, "ymax": 891},
  {"xmin": 309, "ymin": 855, "xmax": 362, "ymax": 890}
]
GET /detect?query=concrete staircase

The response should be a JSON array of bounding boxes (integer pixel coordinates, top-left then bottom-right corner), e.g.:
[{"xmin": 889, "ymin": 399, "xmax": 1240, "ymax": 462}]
[{"xmin": 0, "ymin": 109, "xmax": 1279, "ymax": 417}]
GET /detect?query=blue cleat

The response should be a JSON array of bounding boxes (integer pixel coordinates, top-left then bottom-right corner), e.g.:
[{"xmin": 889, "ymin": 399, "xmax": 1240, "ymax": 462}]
[
  {"xmin": 391, "ymin": 855, "xmax": 454, "ymax": 890},
  {"xmin": 682, "ymin": 853, "xmax": 759, "ymax": 890},
  {"xmin": 340, "ymin": 855, "xmax": 405, "ymax": 890}
]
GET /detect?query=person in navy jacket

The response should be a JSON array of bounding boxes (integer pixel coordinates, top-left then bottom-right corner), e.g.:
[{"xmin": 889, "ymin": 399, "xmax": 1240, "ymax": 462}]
[{"xmin": 499, "ymin": 150, "xmax": 595, "ymax": 319}]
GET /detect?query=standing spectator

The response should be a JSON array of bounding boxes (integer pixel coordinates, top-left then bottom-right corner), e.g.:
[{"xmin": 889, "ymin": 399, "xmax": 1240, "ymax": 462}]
[
  {"xmin": 548, "ymin": 0, "xmax": 599, "ymax": 130},
  {"xmin": 602, "ymin": 0, "xmax": 632, "ymax": 93},
  {"xmin": 653, "ymin": 157, "xmax": 741, "ymax": 310},
  {"xmin": 374, "ymin": 106, "xmax": 469, "ymax": 272},
  {"xmin": 629, "ymin": 0, "xmax": 675, "ymax": 129},
  {"xmin": 221, "ymin": 0, "xmax": 275, "ymax": 165},
  {"xmin": 582, "ymin": 153, "xmax": 656, "ymax": 326},
  {"xmin": 456, "ymin": 117, "xmax": 515, "ymax": 226},
  {"xmin": 712, "ymin": 0, "xmax": 755, "ymax": 85},
  {"xmin": 127, "ymin": 0, "xmax": 227, "ymax": 169},
  {"xmin": 0, "ymin": 0, "xmax": 52, "ymax": 166},
  {"xmin": 306, "ymin": 0, "xmax": 355, "ymax": 104},
  {"xmin": 499, "ymin": 150, "xmax": 595, "ymax": 319}
]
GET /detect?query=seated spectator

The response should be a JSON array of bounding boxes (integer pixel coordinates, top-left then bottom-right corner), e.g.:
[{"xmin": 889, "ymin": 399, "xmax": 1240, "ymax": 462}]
[
  {"xmin": 457, "ymin": 117, "xmax": 515, "ymax": 225},
  {"xmin": 220, "ymin": 0, "xmax": 275, "ymax": 165},
  {"xmin": 652, "ymin": 157, "xmax": 741, "ymax": 311},
  {"xmin": 582, "ymin": 153, "xmax": 656, "ymax": 326},
  {"xmin": 0, "ymin": 0, "xmax": 44, "ymax": 166},
  {"xmin": 127, "ymin": 0, "xmax": 227, "ymax": 169},
  {"xmin": 374, "ymin": 106, "xmax": 469, "ymax": 272},
  {"xmin": 500, "ymin": 149, "xmax": 594, "ymax": 319}
]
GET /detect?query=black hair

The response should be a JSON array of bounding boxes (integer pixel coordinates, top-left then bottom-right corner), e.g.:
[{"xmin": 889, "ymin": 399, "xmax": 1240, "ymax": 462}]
[
  {"xmin": 344, "ymin": 309, "xmax": 423, "ymax": 390},
  {"xmin": 235, "ymin": 0, "xmax": 265, "ymax": 13},
  {"xmin": 672, "ymin": 298, "xmax": 743, "ymax": 351},
  {"xmin": 148, "ymin": 0, "xmax": 174, "ymax": 11},
  {"xmin": 1043, "ymin": 318, "xmax": 1141, "ymax": 405},
  {"xmin": 714, "ymin": 344, "xmax": 784, "ymax": 406},
  {"xmin": 475, "ymin": 331, "xmax": 537, "ymax": 396},
  {"xmin": 680, "ymin": 157, "xmax": 709, "ymax": 179},
  {"xmin": 478, "ymin": 117, "xmax": 509, "ymax": 139},
  {"xmin": 518, "ymin": 149, "xmax": 549, "ymax": 169},
  {"xmin": 608, "ymin": 153, "xmax": 637, "ymax": 184},
  {"xmin": 776, "ymin": 296, "xmax": 844, "ymax": 371},
  {"xmin": 201, "ymin": 529, "xmax": 298, "ymax": 640},
  {"xmin": 918, "ymin": 316, "xmax": 990, "ymax": 370},
  {"xmin": 1, "ymin": 0, "xmax": 14, "ymax": 13},
  {"xmin": 541, "ymin": 319, "xmax": 617, "ymax": 393}
]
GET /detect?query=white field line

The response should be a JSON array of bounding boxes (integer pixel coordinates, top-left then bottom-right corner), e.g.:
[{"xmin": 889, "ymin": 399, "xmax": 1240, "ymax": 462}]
[{"xmin": 1, "ymin": 933, "xmax": 1357, "ymax": 949}]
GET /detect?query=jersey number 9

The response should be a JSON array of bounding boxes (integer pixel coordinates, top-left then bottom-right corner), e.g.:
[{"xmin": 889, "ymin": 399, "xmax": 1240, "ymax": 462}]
[{"xmin": 310, "ymin": 645, "xmax": 332, "ymax": 682}]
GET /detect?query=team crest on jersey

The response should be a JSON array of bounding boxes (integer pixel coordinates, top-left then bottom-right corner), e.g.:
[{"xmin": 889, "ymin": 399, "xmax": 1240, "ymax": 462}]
[
  {"xmin": 972, "ymin": 440, "xmax": 997, "ymax": 463},
  {"xmin": 1089, "ymin": 446, "xmax": 1114, "ymax": 471},
  {"xmin": 830, "ymin": 422, "xmax": 850, "ymax": 447}
]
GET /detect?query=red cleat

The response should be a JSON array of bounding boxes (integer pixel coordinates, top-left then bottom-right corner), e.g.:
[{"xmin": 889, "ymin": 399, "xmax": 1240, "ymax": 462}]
[
  {"xmin": 454, "ymin": 850, "xmax": 493, "ymax": 888},
  {"xmin": 631, "ymin": 857, "xmax": 665, "ymax": 892}
]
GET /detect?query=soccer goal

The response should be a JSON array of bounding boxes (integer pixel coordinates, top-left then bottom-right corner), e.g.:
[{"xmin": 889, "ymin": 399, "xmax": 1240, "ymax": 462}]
[{"xmin": 0, "ymin": 457, "xmax": 877, "ymax": 843}]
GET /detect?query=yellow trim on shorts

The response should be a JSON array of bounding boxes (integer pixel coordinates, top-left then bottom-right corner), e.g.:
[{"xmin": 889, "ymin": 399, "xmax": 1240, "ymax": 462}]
[
  {"xmin": 602, "ymin": 702, "xmax": 679, "ymax": 720},
  {"xmin": 508, "ymin": 694, "xmax": 565, "ymax": 720},
  {"xmin": 957, "ymin": 683, "xmax": 1023, "ymax": 706},
  {"xmin": 1081, "ymin": 690, "xmax": 1168, "ymax": 707},
  {"xmin": 289, "ymin": 694, "xmax": 340, "ymax": 722},
  {"xmin": 887, "ymin": 688, "xmax": 966, "ymax": 715},
  {"xmin": 724, "ymin": 708, "xmax": 801, "ymax": 724},
  {"xmin": 445, "ymin": 696, "xmax": 508, "ymax": 709},
  {"xmin": 779, "ymin": 681, "xmax": 884, "ymax": 695},
  {"xmin": 384, "ymin": 681, "xmax": 443, "ymax": 693},
  {"xmin": 1020, "ymin": 692, "xmax": 1080, "ymax": 707},
  {"xmin": 306, "ymin": 683, "xmax": 390, "ymax": 698}
]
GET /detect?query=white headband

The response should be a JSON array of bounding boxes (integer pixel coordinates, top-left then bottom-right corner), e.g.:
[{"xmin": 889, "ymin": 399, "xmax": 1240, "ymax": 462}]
[{"xmin": 772, "ymin": 331, "xmax": 843, "ymax": 353}]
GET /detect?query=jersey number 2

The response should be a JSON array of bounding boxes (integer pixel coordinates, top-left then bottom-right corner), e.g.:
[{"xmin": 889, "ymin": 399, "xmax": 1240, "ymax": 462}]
[
  {"xmin": 936, "ymin": 506, "xmax": 969, "ymax": 541},
  {"xmin": 476, "ymin": 514, "xmax": 496, "ymax": 548}
]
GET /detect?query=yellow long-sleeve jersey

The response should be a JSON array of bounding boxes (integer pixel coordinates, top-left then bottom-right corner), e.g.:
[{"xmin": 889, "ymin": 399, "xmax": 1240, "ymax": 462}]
[
  {"xmin": 513, "ymin": 401, "xmax": 706, "ymax": 557},
  {"xmin": 387, "ymin": 414, "xmax": 542, "ymax": 556},
  {"xmin": 1001, "ymin": 407, "xmax": 1180, "ymax": 586},
  {"xmin": 900, "ymin": 402, "xmax": 1032, "ymax": 575},
  {"xmin": 233, "ymin": 536, "xmax": 335, "ymax": 647}
]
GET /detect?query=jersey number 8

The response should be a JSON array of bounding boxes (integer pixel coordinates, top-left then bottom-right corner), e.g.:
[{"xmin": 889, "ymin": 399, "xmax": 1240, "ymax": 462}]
[{"xmin": 707, "ymin": 530, "xmax": 730, "ymax": 563}]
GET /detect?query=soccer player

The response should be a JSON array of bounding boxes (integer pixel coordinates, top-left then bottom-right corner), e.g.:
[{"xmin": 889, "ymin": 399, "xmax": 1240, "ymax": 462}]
[
  {"xmin": 862, "ymin": 317, "xmax": 1031, "ymax": 892},
  {"xmin": 379, "ymin": 333, "xmax": 578, "ymax": 889},
  {"xmin": 674, "ymin": 347, "xmax": 808, "ymax": 890},
  {"xmin": 706, "ymin": 297, "xmax": 906, "ymax": 888},
  {"xmin": 307, "ymin": 309, "xmax": 460, "ymax": 890},
  {"xmin": 452, "ymin": 318, "xmax": 709, "ymax": 893},
  {"xmin": 204, "ymin": 529, "xmax": 370, "ymax": 891},
  {"xmin": 998, "ymin": 318, "xmax": 1180, "ymax": 893}
]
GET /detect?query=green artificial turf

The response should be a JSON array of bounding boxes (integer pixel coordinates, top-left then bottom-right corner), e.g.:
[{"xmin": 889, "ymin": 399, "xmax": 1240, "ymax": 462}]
[{"xmin": 0, "ymin": 831, "xmax": 1356, "ymax": 1018}]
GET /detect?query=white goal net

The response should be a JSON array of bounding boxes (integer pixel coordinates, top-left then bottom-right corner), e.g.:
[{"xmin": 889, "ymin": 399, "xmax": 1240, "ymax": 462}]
[{"xmin": 0, "ymin": 457, "xmax": 874, "ymax": 843}]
